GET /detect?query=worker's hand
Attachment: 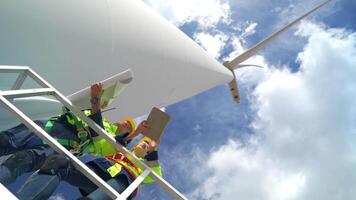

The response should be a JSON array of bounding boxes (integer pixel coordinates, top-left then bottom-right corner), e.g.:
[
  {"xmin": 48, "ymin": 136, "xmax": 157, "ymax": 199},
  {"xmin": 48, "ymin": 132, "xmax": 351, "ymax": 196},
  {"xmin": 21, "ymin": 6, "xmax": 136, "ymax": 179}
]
[
  {"xmin": 136, "ymin": 120, "xmax": 150, "ymax": 134},
  {"xmin": 126, "ymin": 120, "xmax": 150, "ymax": 141},
  {"xmin": 101, "ymin": 101, "xmax": 108, "ymax": 109},
  {"xmin": 91, "ymin": 82, "xmax": 103, "ymax": 98},
  {"xmin": 148, "ymin": 140, "xmax": 160, "ymax": 151},
  {"xmin": 125, "ymin": 120, "xmax": 150, "ymax": 141}
]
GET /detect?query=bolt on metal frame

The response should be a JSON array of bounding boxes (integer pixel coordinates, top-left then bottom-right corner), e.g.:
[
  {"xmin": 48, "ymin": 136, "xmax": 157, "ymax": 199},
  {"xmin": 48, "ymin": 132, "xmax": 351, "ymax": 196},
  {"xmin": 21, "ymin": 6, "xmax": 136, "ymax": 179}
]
[{"xmin": 0, "ymin": 65, "xmax": 187, "ymax": 200}]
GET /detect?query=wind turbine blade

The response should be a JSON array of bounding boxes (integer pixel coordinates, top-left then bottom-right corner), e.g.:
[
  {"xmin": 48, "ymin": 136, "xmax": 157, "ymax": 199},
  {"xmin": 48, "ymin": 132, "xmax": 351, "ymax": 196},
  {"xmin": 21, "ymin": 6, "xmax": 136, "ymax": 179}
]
[
  {"xmin": 228, "ymin": 76, "xmax": 240, "ymax": 103},
  {"xmin": 234, "ymin": 64, "xmax": 264, "ymax": 70},
  {"xmin": 227, "ymin": 0, "xmax": 331, "ymax": 68}
]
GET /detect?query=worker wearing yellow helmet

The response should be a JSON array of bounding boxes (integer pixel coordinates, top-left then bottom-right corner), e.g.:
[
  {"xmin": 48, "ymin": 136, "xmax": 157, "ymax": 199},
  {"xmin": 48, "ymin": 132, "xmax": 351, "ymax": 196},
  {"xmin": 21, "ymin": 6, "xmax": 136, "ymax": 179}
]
[
  {"xmin": 0, "ymin": 83, "xmax": 144, "ymax": 186},
  {"xmin": 79, "ymin": 136, "xmax": 162, "ymax": 200},
  {"xmin": 17, "ymin": 125, "xmax": 163, "ymax": 200},
  {"xmin": 11, "ymin": 82, "xmax": 161, "ymax": 200}
]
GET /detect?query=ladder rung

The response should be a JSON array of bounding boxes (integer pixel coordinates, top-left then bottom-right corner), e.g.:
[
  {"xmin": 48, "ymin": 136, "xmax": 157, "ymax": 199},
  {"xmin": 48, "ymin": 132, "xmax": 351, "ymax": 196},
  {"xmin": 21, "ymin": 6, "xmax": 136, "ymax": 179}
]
[
  {"xmin": 12, "ymin": 71, "xmax": 27, "ymax": 90},
  {"xmin": 147, "ymin": 170, "xmax": 187, "ymax": 200},
  {"xmin": 120, "ymin": 168, "xmax": 151, "ymax": 199},
  {"xmin": 0, "ymin": 66, "xmax": 29, "ymax": 73},
  {"xmin": 0, "ymin": 88, "xmax": 55, "ymax": 99}
]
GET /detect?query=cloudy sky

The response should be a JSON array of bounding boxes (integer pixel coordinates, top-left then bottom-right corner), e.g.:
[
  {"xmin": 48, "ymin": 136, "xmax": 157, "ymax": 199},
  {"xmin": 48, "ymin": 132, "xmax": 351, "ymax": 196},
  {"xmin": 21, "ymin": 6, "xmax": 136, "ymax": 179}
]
[
  {"xmin": 6, "ymin": 0, "xmax": 356, "ymax": 199},
  {"xmin": 138, "ymin": 0, "xmax": 356, "ymax": 200}
]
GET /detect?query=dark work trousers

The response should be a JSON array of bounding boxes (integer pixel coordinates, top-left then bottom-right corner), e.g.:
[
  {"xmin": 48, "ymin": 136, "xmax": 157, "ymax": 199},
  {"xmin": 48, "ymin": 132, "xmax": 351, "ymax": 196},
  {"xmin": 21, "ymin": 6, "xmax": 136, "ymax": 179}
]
[
  {"xmin": 0, "ymin": 121, "xmax": 55, "ymax": 185},
  {"xmin": 17, "ymin": 155, "xmax": 134, "ymax": 200}
]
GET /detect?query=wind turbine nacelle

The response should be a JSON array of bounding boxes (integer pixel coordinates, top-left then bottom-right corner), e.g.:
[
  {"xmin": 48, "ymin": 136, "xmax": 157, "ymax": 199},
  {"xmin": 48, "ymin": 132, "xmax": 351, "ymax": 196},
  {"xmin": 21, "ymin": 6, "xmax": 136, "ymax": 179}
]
[{"xmin": 0, "ymin": 0, "xmax": 233, "ymax": 122}]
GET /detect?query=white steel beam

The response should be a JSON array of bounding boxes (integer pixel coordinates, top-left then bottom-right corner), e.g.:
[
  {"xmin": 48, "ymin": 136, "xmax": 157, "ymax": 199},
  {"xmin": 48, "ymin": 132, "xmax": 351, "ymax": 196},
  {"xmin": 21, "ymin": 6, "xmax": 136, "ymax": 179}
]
[
  {"xmin": 0, "ymin": 183, "xmax": 18, "ymax": 200},
  {"xmin": 0, "ymin": 88, "xmax": 55, "ymax": 99},
  {"xmin": 26, "ymin": 68, "xmax": 50, "ymax": 88},
  {"xmin": 120, "ymin": 169, "xmax": 151, "ymax": 199},
  {"xmin": 11, "ymin": 71, "xmax": 27, "ymax": 90},
  {"xmin": 0, "ymin": 66, "xmax": 29, "ymax": 73}
]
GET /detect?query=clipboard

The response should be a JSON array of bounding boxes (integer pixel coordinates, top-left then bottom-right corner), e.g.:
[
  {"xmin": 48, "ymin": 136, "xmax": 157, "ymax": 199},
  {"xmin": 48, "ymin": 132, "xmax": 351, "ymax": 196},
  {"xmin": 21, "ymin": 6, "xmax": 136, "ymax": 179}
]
[{"xmin": 142, "ymin": 107, "xmax": 170, "ymax": 141}]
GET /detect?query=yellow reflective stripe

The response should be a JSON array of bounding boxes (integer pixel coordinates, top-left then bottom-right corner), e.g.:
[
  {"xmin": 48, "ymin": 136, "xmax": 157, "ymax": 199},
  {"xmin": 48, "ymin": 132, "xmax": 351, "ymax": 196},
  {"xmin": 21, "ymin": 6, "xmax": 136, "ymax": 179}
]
[
  {"xmin": 65, "ymin": 110, "xmax": 91, "ymax": 126},
  {"xmin": 84, "ymin": 110, "xmax": 91, "ymax": 116},
  {"xmin": 75, "ymin": 117, "xmax": 87, "ymax": 127},
  {"xmin": 65, "ymin": 115, "xmax": 75, "ymax": 125},
  {"xmin": 107, "ymin": 163, "xmax": 122, "ymax": 177},
  {"xmin": 117, "ymin": 160, "xmax": 141, "ymax": 178},
  {"xmin": 44, "ymin": 120, "xmax": 55, "ymax": 132}
]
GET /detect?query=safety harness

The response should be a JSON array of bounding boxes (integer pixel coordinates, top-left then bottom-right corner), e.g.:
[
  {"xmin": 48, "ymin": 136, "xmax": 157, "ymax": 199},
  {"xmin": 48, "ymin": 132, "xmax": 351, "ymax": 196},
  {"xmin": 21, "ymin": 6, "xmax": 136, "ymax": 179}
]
[
  {"xmin": 44, "ymin": 110, "xmax": 92, "ymax": 156},
  {"xmin": 106, "ymin": 153, "xmax": 141, "ymax": 197},
  {"xmin": 106, "ymin": 153, "xmax": 142, "ymax": 179}
]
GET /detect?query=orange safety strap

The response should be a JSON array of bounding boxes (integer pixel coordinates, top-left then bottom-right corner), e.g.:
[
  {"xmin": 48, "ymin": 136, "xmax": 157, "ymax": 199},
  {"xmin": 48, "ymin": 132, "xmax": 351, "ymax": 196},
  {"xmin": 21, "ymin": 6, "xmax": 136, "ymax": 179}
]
[
  {"xmin": 108, "ymin": 154, "xmax": 141, "ymax": 174},
  {"xmin": 106, "ymin": 155, "xmax": 140, "ymax": 197},
  {"xmin": 107, "ymin": 155, "xmax": 139, "ymax": 179}
]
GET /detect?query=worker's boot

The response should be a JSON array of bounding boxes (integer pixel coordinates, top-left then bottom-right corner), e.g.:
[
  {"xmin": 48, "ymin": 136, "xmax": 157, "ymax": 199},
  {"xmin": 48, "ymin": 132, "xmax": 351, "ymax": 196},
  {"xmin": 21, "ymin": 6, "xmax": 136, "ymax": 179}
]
[
  {"xmin": 17, "ymin": 155, "xmax": 70, "ymax": 200},
  {"xmin": 0, "ymin": 133, "xmax": 13, "ymax": 156},
  {"xmin": 0, "ymin": 150, "xmax": 34, "ymax": 185}
]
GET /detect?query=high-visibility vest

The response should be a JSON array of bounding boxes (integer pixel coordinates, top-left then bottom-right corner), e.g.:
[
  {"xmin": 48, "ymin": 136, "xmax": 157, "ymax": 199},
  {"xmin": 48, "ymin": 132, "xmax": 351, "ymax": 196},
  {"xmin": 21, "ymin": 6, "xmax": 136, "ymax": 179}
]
[
  {"xmin": 106, "ymin": 153, "xmax": 162, "ymax": 184},
  {"xmin": 106, "ymin": 154, "xmax": 141, "ymax": 198},
  {"xmin": 107, "ymin": 153, "xmax": 142, "ymax": 179}
]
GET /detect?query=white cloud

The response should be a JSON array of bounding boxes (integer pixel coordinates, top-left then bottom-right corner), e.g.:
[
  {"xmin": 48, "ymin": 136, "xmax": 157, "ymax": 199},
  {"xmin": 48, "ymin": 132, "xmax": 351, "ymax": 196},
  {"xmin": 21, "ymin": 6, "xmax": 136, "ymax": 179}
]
[
  {"xmin": 193, "ymin": 124, "xmax": 202, "ymax": 132},
  {"xmin": 194, "ymin": 32, "xmax": 228, "ymax": 59},
  {"xmin": 223, "ymin": 21, "xmax": 261, "ymax": 62},
  {"xmin": 224, "ymin": 36, "xmax": 245, "ymax": 60},
  {"xmin": 242, "ymin": 22, "xmax": 258, "ymax": 37},
  {"xmin": 224, "ymin": 35, "xmax": 268, "ymax": 84},
  {"xmin": 234, "ymin": 55, "xmax": 269, "ymax": 86},
  {"xmin": 189, "ymin": 22, "xmax": 356, "ymax": 200},
  {"xmin": 144, "ymin": 0, "xmax": 231, "ymax": 29},
  {"xmin": 275, "ymin": 0, "xmax": 335, "ymax": 29},
  {"xmin": 190, "ymin": 140, "xmax": 307, "ymax": 200}
]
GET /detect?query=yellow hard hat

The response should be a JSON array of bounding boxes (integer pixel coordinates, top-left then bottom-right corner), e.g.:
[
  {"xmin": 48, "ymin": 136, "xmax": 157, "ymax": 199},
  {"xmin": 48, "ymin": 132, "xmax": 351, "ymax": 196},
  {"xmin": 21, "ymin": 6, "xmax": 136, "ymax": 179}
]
[
  {"xmin": 131, "ymin": 136, "xmax": 151, "ymax": 150},
  {"xmin": 139, "ymin": 136, "xmax": 152, "ymax": 144},
  {"xmin": 131, "ymin": 136, "xmax": 152, "ymax": 157},
  {"xmin": 122, "ymin": 117, "xmax": 136, "ymax": 132}
]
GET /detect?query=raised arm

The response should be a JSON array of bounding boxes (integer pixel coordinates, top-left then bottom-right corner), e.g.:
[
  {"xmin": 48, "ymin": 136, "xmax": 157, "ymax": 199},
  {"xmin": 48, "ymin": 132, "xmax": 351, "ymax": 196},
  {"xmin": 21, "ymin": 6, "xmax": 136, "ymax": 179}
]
[
  {"xmin": 124, "ymin": 120, "xmax": 150, "ymax": 142},
  {"xmin": 90, "ymin": 82, "xmax": 103, "ymax": 114}
]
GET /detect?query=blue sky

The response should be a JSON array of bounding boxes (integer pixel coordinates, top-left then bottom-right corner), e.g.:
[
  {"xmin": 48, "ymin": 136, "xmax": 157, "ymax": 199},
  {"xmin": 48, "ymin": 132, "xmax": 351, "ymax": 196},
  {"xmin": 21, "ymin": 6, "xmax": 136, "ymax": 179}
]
[
  {"xmin": 6, "ymin": 0, "xmax": 356, "ymax": 199},
  {"xmin": 139, "ymin": 0, "xmax": 356, "ymax": 199}
]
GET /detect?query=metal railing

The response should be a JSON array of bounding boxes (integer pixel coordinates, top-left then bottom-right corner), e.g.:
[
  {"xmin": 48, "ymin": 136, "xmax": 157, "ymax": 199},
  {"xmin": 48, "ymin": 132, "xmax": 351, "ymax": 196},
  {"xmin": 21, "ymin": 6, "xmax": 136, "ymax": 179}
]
[{"xmin": 0, "ymin": 65, "xmax": 187, "ymax": 200}]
